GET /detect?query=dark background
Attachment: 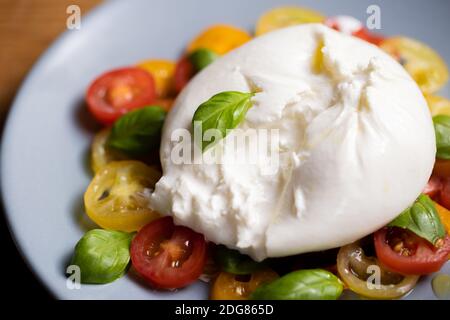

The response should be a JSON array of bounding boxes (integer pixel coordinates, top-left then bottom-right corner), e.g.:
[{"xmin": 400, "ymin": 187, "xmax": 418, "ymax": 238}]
[{"xmin": 0, "ymin": 212, "xmax": 52, "ymax": 298}]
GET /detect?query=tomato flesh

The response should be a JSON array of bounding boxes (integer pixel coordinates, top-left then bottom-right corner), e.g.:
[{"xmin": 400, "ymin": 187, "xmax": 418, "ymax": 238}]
[
  {"xmin": 210, "ymin": 270, "xmax": 278, "ymax": 300},
  {"xmin": 86, "ymin": 67, "xmax": 156, "ymax": 125},
  {"xmin": 440, "ymin": 178, "xmax": 450, "ymax": 210},
  {"xmin": 174, "ymin": 56, "xmax": 195, "ymax": 94},
  {"xmin": 353, "ymin": 28, "xmax": 385, "ymax": 46},
  {"xmin": 130, "ymin": 217, "xmax": 207, "ymax": 289},
  {"xmin": 374, "ymin": 227, "xmax": 450, "ymax": 275},
  {"xmin": 423, "ymin": 175, "xmax": 443, "ymax": 202},
  {"xmin": 424, "ymin": 175, "xmax": 450, "ymax": 210}
]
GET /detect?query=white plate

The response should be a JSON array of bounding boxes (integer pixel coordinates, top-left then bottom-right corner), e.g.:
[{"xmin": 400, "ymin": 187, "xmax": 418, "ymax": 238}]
[{"xmin": 1, "ymin": 0, "xmax": 449, "ymax": 299}]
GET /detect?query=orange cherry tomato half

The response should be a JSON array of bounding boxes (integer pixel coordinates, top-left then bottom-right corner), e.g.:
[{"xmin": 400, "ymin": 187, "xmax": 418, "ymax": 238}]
[
  {"xmin": 137, "ymin": 59, "xmax": 176, "ymax": 98},
  {"xmin": 86, "ymin": 67, "xmax": 156, "ymax": 125},
  {"xmin": 374, "ymin": 227, "xmax": 450, "ymax": 275},
  {"xmin": 210, "ymin": 269, "xmax": 278, "ymax": 300},
  {"xmin": 187, "ymin": 24, "xmax": 251, "ymax": 55},
  {"xmin": 130, "ymin": 217, "xmax": 207, "ymax": 289},
  {"xmin": 174, "ymin": 56, "xmax": 195, "ymax": 94},
  {"xmin": 434, "ymin": 202, "xmax": 450, "ymax": 234}
]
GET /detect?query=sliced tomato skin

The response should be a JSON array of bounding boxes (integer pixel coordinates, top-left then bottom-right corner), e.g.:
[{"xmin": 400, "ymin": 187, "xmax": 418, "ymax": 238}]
[
  {"xmin": 130, "ymin": 217, "xmax": 207, "ymax": 289},
  {"xmin": 374, "ymin": 227, "xmax": 450, "ymax": 275},
  {"xmin": 423, "ymin": 175, "xmax": 443, "ymax": 202},
  {"xmin": 174, "ymin": 56, "xmax": 195, "ymax": 94},
  {"xmin": 439, "ymin": 178, "xmax": 450, "ymax": 210},
  {"xmin": 353, "ymin": 28, "xmax": 385, "ymax": 46},
  {"xmin": 86, "ymin": 67, "xmax": 156, "ymax": 125}
]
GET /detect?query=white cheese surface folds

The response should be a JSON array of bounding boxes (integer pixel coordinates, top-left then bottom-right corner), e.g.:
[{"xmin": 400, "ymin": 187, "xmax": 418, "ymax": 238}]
[{"xmin": 151, "ymin": 24, "xmax": 436, "ymax": 261}]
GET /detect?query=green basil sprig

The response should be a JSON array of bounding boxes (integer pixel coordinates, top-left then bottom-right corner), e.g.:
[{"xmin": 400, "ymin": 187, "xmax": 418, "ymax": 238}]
[
  {"xmin": 107, "ymin": 106, "xmax": 166, "ymax": 155},
  {"xmin": 433, "ymin": 115, "xmax": 450, "ymax": 159},
  {"xmin": 389, "ymin": 194, "xmax": 445, "ymax": 245},
  {"xmin": 70, "ymin": 229, "xmax": 134, "ymax": 284},
  {"xmin": 215, "ymin": 245, "xmax": 265, "ymax": 275},
  {"xmin": 250, "ymin": 269, "xmax": 343, "ymax": 300},
  {"xmin": 189, "ymin": 48, "xmax": 219, "ymax": 72},
  {"xmin": 192, "ymin": 91, "xmax": 254, "ymax": 151}
]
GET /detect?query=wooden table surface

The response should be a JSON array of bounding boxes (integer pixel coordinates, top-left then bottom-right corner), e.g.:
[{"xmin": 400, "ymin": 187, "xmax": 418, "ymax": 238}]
[
  {"xmin": 0, "ymin": 0, "xmax": 102, "ymax": 127},
  {"xmin": 0, "ymin": 0, "xmax": 102, "ymax": 298}
]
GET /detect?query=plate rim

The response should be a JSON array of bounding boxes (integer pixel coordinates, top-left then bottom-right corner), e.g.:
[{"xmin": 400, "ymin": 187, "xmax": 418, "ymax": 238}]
[
  {"xmin": 0, "ymin": 0, "xmax": 115, "ymax": 299},
  {"xmin": 1, "ymin": 0, "xmax": 448, "ymax": 300}
]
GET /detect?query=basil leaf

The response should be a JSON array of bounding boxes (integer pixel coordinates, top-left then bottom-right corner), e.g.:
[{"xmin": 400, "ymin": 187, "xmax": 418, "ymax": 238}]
[
  {"xmin": 192, "ymin": 91, "xmax": 254, "ymax": 151},
  {"xmin": 433, "ymin": 115, "xmax": 450, "ymax": 159},
  {"xmin": 215, "ymin": 245, "xmax": 265, "ymax": 275},
  {"xmin": 107, "ymin": 106, "xmax": 166, "ymax": 155},
  {"xmin": 189, "ymin": 48, "xmax": 219, "ymax": 72},
  {"xmin": 70, "ymin": 229, "xmax": 133, "ymax": 284},
  {"xmin": 250, "ymin": 269, "xmax": 343, "ymax": 300},
  {"xmin": 389, "ymin": 194, "xmax": 445, "ymax": 245}
]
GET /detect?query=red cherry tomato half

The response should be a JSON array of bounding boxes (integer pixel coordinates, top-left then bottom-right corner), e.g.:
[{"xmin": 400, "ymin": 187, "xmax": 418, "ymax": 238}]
[
  {"xmin": 353, "ymin": 28, "xmax": 385, "ymax": 46},
  {"xmin": 424, "ymin": 175, "xmax": 450, "ymax": 210},
  {"xmin": 174, "ymin": 56, "xmax": 195, "ymax": 94},
  {"xmin": 423, "ymin": 175, "xmax": 443, "ymax": 202},
  {"xmin": 86, "ymin": 67, "xmax": 156, "ymax": 125},
  {"xmin": 374, "ymin": 227, "xmax": 450, "ymax": 275},
  {"xmin": 130, "ymin": 216, "xmax": 207, "ymax": 289},
  {"xmin": 324, "ymin": 16, "xmax": 363, "ymax": 35},
  {"xmin": 439, "ymin": 178, "xmax": 450, "ymax": 211}
]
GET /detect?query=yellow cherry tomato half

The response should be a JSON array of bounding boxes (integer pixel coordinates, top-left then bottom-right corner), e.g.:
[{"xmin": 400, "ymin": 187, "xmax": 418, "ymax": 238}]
[
  {"xmin": 255, "ymin": 6, "xmax": 325, "ymax": 36},
  {"xmin": 91, "ymin": 128, "xmax": 129, "ymax": 173},
  {"xmin": 84, "ymin": 161, "xmax": 161, "ymax": 232},
  {"xmin": 337, "ymin": 242, "xmax": 419, "ymax": 299},
  {"xmin": 187, "ymin": 24, "xmax": 251, "ymax": 55},
  {"xmin": 426, "ymin": 95, "xmax": 450, "ymax": 117},
  {"xmin": 137, "ymin": 59, "xmax": 176, "ymax": 98},
  {"xmin": 380, "ymin": 37, "xmax": 449, "ymax": 94},
  {"xmin": 434, "ymin": 202, "xmax": 450, "ymax": 234},
  {"xmin": 210, "ymin": 269, "xmax": 278, "ymax": 300}
]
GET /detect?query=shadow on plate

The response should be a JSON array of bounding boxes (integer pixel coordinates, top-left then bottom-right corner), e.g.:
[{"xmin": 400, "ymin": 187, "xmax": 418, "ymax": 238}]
[
  {"xmin": 60, "ymin": 251, "xmax": 74, "ymax": 277},
  {"xmin": 72, "ymin": 98, "xmax": 101, "ymax": 134},
  {"xmin": 71, "ymin": 191, "xmax": 98, "ymax": 233}
]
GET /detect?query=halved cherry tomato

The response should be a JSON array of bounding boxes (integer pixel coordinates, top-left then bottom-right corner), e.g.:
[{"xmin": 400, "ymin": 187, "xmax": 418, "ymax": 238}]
[
  {"xmin": 137, "ymin": 59, "xmax": 175, "ymax": 98},
  {"xmin": 130, "ymin": 216, "xmax": 207, "ymax": 289},
  {"xmin": 434, "ymin": 202, "xmax": 450, "ymax": 234},
  {"xmin": 337, "ymin": 242, "xmax": 419, "ymax": 299},
  {"xmin": 324, "ymin": 16, "xmax": 384, "ymax": 46},
  {"xmin": 86, "ymin": 67, "xmax": 156, "ymax": 125},
  {"xmin": 199, "ymin": 243, "xmax": 220, "ymax": 283},
  {"xmin": 187, "ymin": 24, "xmax": 251, "ymax": 55},
  {"xmin": 210, "ymin": 269, "xmax": 278, "ymax": 300},
  {"xmin": 380, "ymin": 37, "xmax": 449, "ymax": 94},
  {"xmin": 153, "ymin": 98, "xmax": 175, "ymax": 112},
  {"xmin": 84, "ymin": 161, "xmax": 161, "ymax": 232},
  {"xmin": 426, "ymin": 95, "xmax": 450, "ymax": 117},
  {"xmin": 174, "ymin": 56, "xmax": 195, "ymax": 93},
  {"xmin": 440, "ymin": 178, "xmax": 450, "ymax": 210},
  {"xmin": 324, "ymin": 15, "xmax": 362, "ymax": 35},
  {"xmin": 352, "ymin": 28, "xmax": 385, "ymax": 46},
  {"xmin": 423, "ymin": 174, "xmax": 450, "ymax": 210},
  {"xmin": 256, "ymin": 6, "xmax": 325, "ymax": 36},
  {"xmin": 374, "ymin": 227, "xmax": 450, "ymax": 275},
  {"xmin": 423, "ymin": 175, "xmax": 443, "ymax": 201},
  {"xmin": 90, "ymin": 128, "xmax": 129, "ymax": 173}
]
